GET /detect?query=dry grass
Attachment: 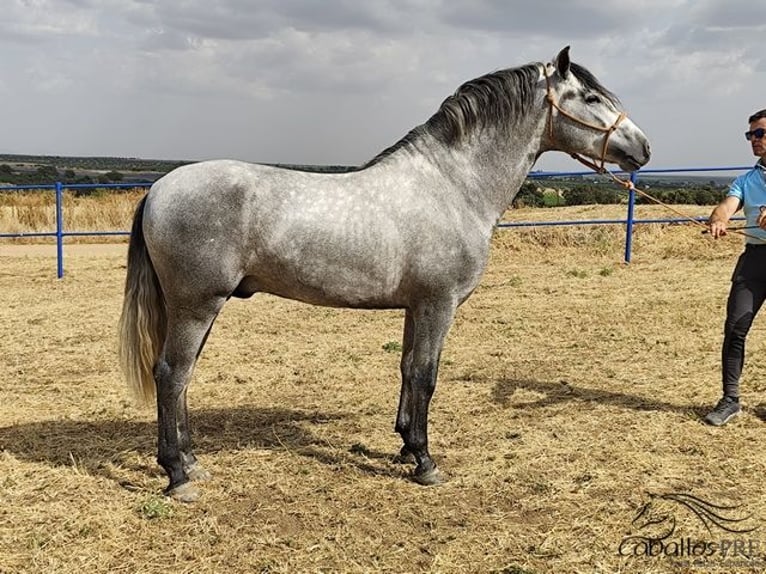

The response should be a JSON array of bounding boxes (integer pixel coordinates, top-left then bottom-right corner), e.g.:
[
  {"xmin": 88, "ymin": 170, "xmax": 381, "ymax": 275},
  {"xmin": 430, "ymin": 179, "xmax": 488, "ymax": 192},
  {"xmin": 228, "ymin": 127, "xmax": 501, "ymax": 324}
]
[
  {"xmin": 0, "ymin": 189, "xmax": 145, "ymax": 241},
  {"xmin": 2, "ymin": 200, "xmax": 766, "ymax": 573}
]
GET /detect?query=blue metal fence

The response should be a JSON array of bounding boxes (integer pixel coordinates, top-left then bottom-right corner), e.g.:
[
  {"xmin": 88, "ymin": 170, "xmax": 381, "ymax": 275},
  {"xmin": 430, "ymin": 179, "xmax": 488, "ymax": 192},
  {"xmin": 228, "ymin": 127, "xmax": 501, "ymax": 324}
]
[
  {"xmin": 502, "ymin": 165, "xmax": 749, "ymax": 262},
  {"xmin": 0, "ymin": 182, "xmax": 145, "ymax": 278},
  {"xmin": 0, "ymin": 166, "xmax": 752, "ymax": 278}
]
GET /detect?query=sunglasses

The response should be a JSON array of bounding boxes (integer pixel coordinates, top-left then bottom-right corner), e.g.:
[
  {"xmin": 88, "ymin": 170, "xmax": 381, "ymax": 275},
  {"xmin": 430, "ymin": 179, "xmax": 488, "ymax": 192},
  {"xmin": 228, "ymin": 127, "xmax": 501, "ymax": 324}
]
[{"xmin": 745, "ymin": 128, "xmax": 766, "ymax": 141}]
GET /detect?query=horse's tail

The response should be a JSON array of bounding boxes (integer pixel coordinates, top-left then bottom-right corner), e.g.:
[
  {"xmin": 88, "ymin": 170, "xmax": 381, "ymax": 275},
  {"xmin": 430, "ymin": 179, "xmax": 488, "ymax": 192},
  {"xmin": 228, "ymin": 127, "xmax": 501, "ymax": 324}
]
[{"xmin": 118, "ymin": 195, "xmax": 166, "ymax": 405}]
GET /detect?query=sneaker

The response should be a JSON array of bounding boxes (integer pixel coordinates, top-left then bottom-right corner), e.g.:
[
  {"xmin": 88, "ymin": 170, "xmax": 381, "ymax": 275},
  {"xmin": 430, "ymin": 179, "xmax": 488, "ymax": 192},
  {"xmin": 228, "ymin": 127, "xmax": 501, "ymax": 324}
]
[{"xmin": 704, "ymin": 396, "xmax": 742, "ymax": 426}]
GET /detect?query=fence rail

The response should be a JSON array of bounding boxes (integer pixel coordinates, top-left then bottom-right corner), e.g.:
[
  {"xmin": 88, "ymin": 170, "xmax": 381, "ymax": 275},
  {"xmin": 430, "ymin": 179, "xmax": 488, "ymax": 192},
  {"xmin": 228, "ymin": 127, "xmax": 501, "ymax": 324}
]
[
  {"xmin": 506, "ymin": 166, "xmax": 747, "ymax": 263},
  {"xmin": 0, "ymin": 166, "xmax": 752, "ymax": 278}
]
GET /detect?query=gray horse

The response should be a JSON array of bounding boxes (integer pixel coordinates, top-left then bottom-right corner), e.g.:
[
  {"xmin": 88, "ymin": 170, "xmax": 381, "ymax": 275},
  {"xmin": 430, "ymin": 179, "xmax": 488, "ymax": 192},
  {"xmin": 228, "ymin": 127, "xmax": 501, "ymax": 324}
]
[{"xmin": 119, "ymin": 47, "xmax": 650, "ymax": 501}]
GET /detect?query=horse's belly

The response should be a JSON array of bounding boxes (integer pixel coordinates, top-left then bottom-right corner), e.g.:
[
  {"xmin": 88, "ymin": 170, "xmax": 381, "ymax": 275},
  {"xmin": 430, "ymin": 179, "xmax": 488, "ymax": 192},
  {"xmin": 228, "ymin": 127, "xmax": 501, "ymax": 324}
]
[
  {"xmin": 261, "ymin": 279, "xmax": 402, "ymax": 309},
  {"xmin": 245, "ymin": 257, "xmax": 404, "ymax": 309}
]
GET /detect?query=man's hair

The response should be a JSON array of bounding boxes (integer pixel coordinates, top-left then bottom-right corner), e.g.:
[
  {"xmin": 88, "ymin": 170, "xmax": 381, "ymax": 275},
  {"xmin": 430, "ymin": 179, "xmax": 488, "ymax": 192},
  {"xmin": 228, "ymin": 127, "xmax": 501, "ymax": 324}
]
[{"xmin": 749, "ymin": 109, "xmax": 766, "ymax": 123}]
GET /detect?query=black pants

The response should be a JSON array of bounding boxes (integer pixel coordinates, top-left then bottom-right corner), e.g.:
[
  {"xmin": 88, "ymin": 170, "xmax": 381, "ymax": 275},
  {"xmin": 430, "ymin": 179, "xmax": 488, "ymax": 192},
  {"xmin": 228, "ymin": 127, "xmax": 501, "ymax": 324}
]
[{"xmin": 722, "ymin": 244, "xmax": 766, "ymax": 397}]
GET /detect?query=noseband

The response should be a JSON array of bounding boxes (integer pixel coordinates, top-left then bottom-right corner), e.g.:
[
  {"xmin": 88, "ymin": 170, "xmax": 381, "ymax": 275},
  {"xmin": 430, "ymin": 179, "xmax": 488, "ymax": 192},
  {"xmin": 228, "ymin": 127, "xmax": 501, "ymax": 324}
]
[{"xmin": 543, "ymin": 65, "xmax": 627, "ymax": 173}]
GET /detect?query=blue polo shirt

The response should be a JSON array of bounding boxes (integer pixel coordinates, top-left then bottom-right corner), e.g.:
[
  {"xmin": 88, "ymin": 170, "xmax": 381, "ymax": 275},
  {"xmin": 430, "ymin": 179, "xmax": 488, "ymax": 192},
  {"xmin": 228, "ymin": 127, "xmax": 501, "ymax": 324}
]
[{"xmin": 727, "ymin": 162, "xmax": 766, "ymax": 244}]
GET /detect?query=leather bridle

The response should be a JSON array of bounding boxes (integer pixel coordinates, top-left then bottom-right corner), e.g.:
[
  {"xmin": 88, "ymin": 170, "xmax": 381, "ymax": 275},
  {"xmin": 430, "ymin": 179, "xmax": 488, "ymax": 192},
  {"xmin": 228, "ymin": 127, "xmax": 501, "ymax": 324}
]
[{"xmin": 543, "ymin": 64, "xmax": 627, "ymax": 173}]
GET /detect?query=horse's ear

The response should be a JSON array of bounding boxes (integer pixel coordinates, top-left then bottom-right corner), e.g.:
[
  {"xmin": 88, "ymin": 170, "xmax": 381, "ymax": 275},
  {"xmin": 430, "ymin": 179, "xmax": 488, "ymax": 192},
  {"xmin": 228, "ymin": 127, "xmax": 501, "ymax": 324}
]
[{"xmin": 555, "ymin": 46, "xmax": 571, "ymax": 78}]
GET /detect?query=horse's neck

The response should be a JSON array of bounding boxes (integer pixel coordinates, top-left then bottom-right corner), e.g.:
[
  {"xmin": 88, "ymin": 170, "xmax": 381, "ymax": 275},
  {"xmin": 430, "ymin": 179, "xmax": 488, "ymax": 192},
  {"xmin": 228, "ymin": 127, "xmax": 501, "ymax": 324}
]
[{"xmin": 413, "ymin": 114, "xmax": 547, "ymax": 224}]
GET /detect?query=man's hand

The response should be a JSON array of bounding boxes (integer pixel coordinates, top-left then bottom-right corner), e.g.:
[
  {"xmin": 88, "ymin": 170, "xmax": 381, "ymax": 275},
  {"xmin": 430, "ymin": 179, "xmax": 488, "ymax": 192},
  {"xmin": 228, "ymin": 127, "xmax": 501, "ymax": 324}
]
[
  {"xmin": 758, "ymin": 205, "xmax": 766, "ymax": 230},
  {"xmin": 708, "ymin": 219, "xmax": 728, "ymax": 239},
  {"xmin": 707, "ymin": 195, "xmax": 741, "ymax": 239}
]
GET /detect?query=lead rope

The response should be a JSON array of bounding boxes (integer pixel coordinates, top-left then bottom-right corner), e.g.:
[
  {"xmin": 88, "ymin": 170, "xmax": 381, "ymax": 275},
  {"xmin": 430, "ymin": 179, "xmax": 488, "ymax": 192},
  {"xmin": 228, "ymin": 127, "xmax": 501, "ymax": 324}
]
[
  {"xmin": 600, "ymin": 165, "xmax": 761, "ymax": 241},
  {"xmin": 542, "ymin": 64, "xmax": 758, "ymax": 241}
]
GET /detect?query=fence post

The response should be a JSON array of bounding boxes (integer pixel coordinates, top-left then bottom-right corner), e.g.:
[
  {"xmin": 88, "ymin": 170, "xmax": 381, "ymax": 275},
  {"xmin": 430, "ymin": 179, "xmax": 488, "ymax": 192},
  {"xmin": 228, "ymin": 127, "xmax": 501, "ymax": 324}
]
[
  {"xmin": 623, "ymin": 172, "xmax": 638, "ymax": 263},
  {"xmin": 55, "ymin": 181, "xmax": 64, "ymax": 278}
]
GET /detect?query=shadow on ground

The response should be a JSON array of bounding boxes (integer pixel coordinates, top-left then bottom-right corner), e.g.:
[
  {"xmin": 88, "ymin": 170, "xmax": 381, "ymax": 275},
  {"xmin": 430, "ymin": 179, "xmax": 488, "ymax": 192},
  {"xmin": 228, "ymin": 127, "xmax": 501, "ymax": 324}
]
[
  {"xmin": 492, "ymin": 377, "xmax": 704, "ymax": 418},
  {"xmin": 0, "ymin": 405, "xmax": 406, "ymax": 487}
]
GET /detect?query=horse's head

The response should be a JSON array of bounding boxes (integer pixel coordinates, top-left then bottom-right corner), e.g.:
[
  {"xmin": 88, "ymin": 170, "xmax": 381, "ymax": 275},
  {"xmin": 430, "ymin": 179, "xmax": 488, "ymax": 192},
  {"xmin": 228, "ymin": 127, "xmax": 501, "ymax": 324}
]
[{"xmin": 542, "ymin": 46, "xmax": 651, "ymax": 173}]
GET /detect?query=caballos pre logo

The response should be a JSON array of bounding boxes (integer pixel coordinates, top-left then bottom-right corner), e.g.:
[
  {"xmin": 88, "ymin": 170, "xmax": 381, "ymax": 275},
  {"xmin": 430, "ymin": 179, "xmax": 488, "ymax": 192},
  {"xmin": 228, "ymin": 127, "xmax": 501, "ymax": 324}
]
[{"xmin": 619, "ymin": 492, "xmax": 762, "ymax": 566}]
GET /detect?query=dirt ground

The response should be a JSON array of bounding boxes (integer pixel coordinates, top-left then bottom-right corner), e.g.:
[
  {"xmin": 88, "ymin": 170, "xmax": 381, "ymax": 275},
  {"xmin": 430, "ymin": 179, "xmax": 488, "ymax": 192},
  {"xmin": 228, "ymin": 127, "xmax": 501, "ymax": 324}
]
[{"xmin": 2, "ymin": 225, "xmax": 766, "ymax": 574}]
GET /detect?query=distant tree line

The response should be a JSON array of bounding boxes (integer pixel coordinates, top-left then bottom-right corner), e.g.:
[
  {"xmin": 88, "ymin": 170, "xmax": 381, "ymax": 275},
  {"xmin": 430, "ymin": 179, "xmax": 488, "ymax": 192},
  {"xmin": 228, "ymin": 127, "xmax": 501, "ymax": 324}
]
[
  {"xmin": 0, "ymin": 154, "xmax": 188, "ymax": 173},
  {"xmin": 512, "ymin": 182, "xmax": 727, "ymax": 208},
  {"xmin": 0, "ymin": 158, "xmax": 358, "ymax": 189},
  {"xmin": 0, "ymin": 164, "xmax": 130, "ymax": 187}
]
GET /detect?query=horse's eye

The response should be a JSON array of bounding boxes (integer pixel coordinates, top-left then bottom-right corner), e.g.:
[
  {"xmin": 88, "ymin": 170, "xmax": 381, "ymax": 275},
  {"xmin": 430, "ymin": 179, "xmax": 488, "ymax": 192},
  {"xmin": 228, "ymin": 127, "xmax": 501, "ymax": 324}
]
[{"xmin": 585, "ymin": 95, "xmax": 601, "ymax": 104}]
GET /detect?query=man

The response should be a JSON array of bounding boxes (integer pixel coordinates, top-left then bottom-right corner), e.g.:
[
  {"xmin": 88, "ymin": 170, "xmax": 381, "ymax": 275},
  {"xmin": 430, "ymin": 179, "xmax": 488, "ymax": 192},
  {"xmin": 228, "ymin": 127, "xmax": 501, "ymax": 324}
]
[{"xmin": 705, "ymin": 109, "xmax": 766, "ymax": 426}]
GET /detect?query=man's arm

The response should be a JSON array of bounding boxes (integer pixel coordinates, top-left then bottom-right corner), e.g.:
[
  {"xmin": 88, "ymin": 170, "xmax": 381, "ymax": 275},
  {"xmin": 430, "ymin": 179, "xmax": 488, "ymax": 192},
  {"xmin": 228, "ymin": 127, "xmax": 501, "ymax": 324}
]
[{"xmin": 708, "ymin": 195, "xmax": 741, "ymax": 238}]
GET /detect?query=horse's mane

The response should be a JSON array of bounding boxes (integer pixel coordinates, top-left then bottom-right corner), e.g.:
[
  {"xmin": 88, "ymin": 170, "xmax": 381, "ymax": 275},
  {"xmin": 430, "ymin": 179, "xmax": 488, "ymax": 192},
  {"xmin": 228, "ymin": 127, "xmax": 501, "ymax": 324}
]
[{"xmin": 362, "ymin": 60, "xmax": 620, "ymax": 169}]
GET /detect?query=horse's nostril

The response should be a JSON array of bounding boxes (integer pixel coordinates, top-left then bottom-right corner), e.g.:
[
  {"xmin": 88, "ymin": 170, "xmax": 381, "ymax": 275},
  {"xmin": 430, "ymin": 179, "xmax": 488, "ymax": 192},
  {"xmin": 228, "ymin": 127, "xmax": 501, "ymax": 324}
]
[{"xmin": 640, "ymin": 142, "xmax": 652, "ymax": 164}]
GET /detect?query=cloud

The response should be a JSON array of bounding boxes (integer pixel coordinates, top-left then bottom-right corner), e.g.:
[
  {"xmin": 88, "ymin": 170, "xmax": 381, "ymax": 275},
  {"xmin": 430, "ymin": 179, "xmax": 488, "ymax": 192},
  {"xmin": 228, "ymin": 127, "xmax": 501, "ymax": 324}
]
[
  {"xmin": 0, "ymin": 0, "xmax": 762, "ymax": 169},
  {"xmin": 686, "ymin": 0, "xmax": 766, "ymax": 27},
  {"xmin": 0, "ymin": 0, "xmax": 98, "ymax": 43},
  {"xmin": 440, "ymin": 0, "xmax": 686, "ymax": 38}
]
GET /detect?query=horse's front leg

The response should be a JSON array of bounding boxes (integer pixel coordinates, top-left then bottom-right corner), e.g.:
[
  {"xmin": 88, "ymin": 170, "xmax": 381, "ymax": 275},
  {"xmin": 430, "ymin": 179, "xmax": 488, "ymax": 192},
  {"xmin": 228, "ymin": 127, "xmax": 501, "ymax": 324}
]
[
  {"xmin": 396, "ymin": 301, "xmax": 455, "ymax": 485},
  {"xmin": 394, "ymin": 309, "xmax": 416, "ymax": 464}
]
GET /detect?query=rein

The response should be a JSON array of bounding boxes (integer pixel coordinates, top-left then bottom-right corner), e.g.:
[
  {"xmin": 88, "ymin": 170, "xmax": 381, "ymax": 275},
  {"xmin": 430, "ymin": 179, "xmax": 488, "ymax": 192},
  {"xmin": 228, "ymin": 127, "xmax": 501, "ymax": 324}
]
[{"xmin": 542, "ymin": 65, "xmax": 759, "ymax": 242}]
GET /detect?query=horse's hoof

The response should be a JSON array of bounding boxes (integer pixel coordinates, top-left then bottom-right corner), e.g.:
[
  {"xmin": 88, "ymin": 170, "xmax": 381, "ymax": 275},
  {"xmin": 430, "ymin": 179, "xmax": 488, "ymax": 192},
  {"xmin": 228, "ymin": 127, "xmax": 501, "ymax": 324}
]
[
  {"xmin": 166, "ymin": 482, "xmax": 200, "ymax": 503},
  {"xmin": 186, "ymin": 464, "xmax": 212, "ymax": 482},
  {"xmin": 412, "ymin": 467, "xmax": 447, "ymax": 486}
]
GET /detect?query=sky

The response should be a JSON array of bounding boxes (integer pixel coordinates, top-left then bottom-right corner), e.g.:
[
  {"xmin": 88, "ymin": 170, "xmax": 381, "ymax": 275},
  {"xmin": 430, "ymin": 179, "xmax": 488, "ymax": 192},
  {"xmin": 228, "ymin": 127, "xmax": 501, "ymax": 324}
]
[{"xmin": 2, "ymin": 0, "xmax": 765, "ymax": 172}]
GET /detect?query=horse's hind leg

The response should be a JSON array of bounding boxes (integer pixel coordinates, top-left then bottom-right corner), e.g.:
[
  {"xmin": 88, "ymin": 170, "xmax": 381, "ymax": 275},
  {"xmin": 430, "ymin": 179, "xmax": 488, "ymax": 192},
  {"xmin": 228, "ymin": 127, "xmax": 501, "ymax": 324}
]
[
  {"xmin": 155, "ymin": 300, "xmax": 223, "ymax": 501},
  {"xmin": 178, "ymin": 387, "xmax": 211, "ymax": 482},
  {"xmin": 176, "ymin": 319, "xmax": 219, "ymax": 483}
]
